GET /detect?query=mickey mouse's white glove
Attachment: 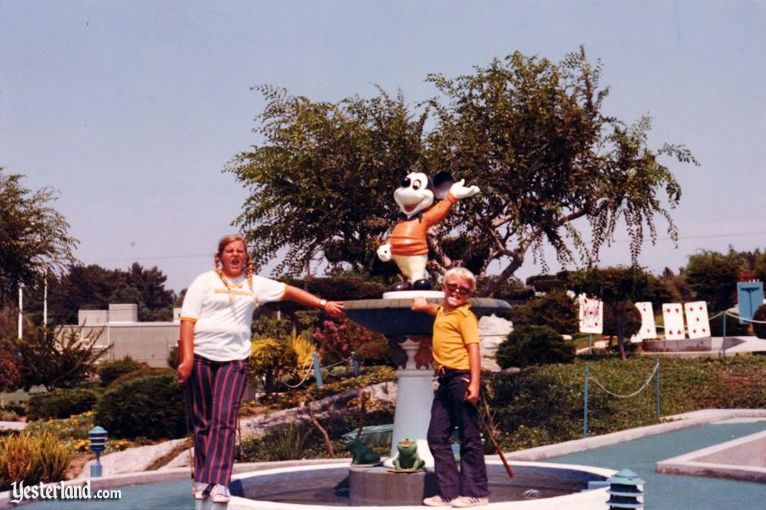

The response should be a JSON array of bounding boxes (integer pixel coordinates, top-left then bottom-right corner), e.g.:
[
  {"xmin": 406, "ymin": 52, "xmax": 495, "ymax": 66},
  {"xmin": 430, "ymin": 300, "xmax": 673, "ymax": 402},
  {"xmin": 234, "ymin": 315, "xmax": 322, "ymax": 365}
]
[
  {"xmin": 377, "ymin": 243, "xmax": 392, "ymax": 262},
  {"xmin": 450, "ymin": 179, "xmax": 480, "ymax": 200}
]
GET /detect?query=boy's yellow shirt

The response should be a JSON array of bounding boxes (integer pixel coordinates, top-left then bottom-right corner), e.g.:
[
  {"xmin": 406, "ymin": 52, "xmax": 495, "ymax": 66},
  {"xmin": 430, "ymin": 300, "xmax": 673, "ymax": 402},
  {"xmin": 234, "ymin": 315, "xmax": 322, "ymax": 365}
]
[{"xmin": 432, "ymin": 303, "xmax": 479, "ymax": 371}]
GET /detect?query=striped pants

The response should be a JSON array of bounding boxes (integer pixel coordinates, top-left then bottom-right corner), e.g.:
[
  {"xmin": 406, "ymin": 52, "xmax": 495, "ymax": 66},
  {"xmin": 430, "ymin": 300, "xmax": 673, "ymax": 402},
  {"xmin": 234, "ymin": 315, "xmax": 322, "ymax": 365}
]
[{"xmin": 184, "ymin": 354, "xmax": 249, "ymax": 485}]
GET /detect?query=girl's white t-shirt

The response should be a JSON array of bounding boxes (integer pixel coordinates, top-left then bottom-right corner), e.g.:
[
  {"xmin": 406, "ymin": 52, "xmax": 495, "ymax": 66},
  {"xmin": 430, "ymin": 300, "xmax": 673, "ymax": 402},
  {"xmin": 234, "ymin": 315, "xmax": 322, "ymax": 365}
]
[{"xmin": 180, "ymin": 270, "xmax": 287, "ymax": 361}]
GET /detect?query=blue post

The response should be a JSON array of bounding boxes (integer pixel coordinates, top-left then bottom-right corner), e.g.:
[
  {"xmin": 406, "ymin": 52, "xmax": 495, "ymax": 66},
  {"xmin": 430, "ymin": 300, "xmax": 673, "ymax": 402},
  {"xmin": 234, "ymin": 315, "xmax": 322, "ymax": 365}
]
[
  {"xmin": 352, "ymin": 351, "xmax": 360, "ymax": 378},
  {"xmin": 588, "ymin": 334, "xmax": 593, "ymax": 356},
  {"xmin": 654, "ymin": 357, "xmax": 661, "ymax": 419},
  {"xmin": 583, "ymin": 365, "xmax": 589, "ymax": 438},
  {"xmin": 312, "ymin": 352, "xmax": 323, "ymax": 388}
]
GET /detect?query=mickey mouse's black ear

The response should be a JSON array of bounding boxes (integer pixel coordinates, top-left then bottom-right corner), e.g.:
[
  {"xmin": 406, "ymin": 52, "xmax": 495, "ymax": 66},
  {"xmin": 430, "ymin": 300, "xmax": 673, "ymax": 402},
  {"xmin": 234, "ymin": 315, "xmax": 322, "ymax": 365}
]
[{"xmin": 432, "ymin": 171, "xmax": 454, "ymax": 199}]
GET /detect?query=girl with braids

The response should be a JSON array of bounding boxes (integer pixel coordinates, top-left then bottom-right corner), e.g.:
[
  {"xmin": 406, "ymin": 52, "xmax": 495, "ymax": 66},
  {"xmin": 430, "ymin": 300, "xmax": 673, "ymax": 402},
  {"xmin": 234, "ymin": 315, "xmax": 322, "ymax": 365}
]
[{"xmin": 177, "ymin": 234, "xmax": 343, "ymax": 503}]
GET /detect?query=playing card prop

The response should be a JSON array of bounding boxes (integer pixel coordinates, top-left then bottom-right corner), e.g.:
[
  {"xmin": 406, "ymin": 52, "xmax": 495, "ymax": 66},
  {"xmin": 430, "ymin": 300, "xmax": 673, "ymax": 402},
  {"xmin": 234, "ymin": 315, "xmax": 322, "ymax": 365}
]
[
  {"xmin": 662, "ymin": 303, "xmax": 686, "ymax": 340},
  {"xmin": 578, "ymin": 294, "xmax": 603, "ymax": 334},
  {"xmin": 684, "ymin": 301, "xmax": 710, "ymax": 339},
  {"xmin": 631, "ymin": 302, "xmax": 657, "ymax": 343}
]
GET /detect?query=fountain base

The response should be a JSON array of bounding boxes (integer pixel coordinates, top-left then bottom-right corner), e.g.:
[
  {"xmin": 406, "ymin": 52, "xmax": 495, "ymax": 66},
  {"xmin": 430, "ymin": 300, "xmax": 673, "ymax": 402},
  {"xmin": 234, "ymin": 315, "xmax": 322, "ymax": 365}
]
[{"xmin": 348, "ymin": 465, "xmax": 438, "ymax": 505}]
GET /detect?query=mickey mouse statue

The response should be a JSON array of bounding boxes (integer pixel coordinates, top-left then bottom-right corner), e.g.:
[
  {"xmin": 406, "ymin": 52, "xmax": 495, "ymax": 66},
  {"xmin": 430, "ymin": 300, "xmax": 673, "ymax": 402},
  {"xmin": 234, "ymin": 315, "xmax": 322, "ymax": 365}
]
[{"xmin": 377, "ymin": 171, "xmax": 480, "ymax": 290}]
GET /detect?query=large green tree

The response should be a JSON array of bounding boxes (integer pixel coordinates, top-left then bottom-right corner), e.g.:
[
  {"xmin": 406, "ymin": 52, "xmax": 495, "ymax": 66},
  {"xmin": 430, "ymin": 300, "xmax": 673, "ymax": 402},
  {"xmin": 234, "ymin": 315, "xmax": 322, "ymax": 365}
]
[
  {"xmin": 228, "ymin": 48, "xmax": 696, "ymax": 294},
  {"xmin": 0, "ymin": 169, "xmax": 78, "ymax": 304},
  {"xmin": 227, "ymin": 86, "xmax": 424, "ymax": 277},
  {"xmin": 682, "ymin": 248, "xmax": 745, "ymax": 311}
]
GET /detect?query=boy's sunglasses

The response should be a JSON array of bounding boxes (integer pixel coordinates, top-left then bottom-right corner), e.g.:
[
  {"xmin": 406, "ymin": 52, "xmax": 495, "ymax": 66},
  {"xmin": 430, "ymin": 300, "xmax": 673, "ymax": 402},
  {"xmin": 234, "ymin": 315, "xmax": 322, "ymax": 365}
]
[{"xmin": 444, "ymin": 283, "xmax": 472, "ymax": 296}]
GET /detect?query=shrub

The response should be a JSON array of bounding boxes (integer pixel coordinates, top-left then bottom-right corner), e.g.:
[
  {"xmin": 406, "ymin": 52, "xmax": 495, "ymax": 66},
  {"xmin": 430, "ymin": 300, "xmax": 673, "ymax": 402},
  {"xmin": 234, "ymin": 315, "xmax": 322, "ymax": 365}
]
[
  {"xmin": 94, "ymin": 372, "xmax": 186, "ymax": 439},
  {"xmin": 0, "ymin": 431, "xmax": 73, "ymax": 491},
  {"xmin": 485, "ymin": 356, "xmax": 766, "ymax": 451},
  {"xmin": 167, "ymin": 345, "xmax": 179, "ymax": 369},
  {"xmin": 511, "ymin": 290, "xmax": 578, "ymax": 335},
  {"xmin": 313, "ymin": 317, "xmax": 389, "ymax": 365},
  {"xmin": 250, "ymin": 337, "xmax": 298, "ymax": 395},
  {"xmin": 97, "ymin": 356, "xmax": 146, "ymax": 387},
  {"xmin": 239, "ymin": 423, "xmax": 314, "ymax": 462},
  {"xmin": 106, "ymin": 367, "xmax": 169, "ymax": 389},
  {"xmin": 25, "ymin": 411, "xmax": 95, "ymax": 445},
  {"xmin": 495, "ymin": 325, "xmax": 575, "ymax": 369},
  {"xmin": 708, "ymin": 312, "xmax": 750, "ymax": 337},
  {"xmin": 27, "ymin": 388, "xmax": 99, "ymax": 420},
  {"xmin": 0, "ymin": 339, "xmax": 20, "ymax": 391},
  {"xmin": 14, "ymin": 324, "xmax": 108, "ymax": 391},
  {"xmin": 752, "ymin": 304, "xmax": 766, "ymax": 339}
]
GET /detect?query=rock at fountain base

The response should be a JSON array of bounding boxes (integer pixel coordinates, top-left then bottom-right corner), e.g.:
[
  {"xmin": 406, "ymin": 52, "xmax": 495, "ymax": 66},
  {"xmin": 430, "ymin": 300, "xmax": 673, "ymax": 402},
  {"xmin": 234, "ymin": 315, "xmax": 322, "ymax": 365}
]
[{"xmin": 348, "ymin": 465, "xmax": 438, "ymax": 506}]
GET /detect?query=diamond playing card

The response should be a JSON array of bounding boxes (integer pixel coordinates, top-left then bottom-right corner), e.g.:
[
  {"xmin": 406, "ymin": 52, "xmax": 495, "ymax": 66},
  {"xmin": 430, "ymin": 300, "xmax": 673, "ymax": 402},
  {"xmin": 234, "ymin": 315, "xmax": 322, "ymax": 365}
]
[
  {"xmin": 662, "ymin": 303, "xmax": 686, "ymax": 340},
  {"xmin": 684, "ymin": 301, "xmax": 711, "ymax": 339}
]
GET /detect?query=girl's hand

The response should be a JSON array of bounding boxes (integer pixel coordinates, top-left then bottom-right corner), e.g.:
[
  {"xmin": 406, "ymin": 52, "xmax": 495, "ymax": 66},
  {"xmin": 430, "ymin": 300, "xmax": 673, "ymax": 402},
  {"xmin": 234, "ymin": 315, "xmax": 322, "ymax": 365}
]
[
  {"xmin": 177, "ymin": 361, "xmax": 192, "ymax": 385},
  {"xmin": 324, "ymin": 301, "xmax": 345, "ymax": 317}
]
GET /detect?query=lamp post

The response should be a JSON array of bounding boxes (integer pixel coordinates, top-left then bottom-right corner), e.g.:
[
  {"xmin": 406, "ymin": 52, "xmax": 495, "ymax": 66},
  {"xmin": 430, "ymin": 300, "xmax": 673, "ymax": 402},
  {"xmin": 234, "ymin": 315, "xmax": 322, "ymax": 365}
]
[
  {"xmin": 607, "ymin": 469, "xmax": 645, "ymax": 509},
  {"xmin": 89, "ymin": 426, "xmax": 108, "ymax": 477}
]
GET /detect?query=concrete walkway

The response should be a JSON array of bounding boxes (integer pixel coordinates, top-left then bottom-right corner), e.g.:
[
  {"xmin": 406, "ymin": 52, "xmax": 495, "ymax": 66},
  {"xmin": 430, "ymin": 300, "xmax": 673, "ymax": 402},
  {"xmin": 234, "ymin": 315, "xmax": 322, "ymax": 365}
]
[{"xmin": 0, "ymin": 421, "xmax": 26, "ymax": 431}]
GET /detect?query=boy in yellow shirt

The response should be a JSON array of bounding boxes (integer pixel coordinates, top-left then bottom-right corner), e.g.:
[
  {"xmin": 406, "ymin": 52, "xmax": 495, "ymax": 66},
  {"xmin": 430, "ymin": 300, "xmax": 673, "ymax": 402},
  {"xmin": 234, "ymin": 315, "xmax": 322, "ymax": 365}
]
[{"xmin": 412, "ymin": 267, "xmax": 488, "ymax": 508}]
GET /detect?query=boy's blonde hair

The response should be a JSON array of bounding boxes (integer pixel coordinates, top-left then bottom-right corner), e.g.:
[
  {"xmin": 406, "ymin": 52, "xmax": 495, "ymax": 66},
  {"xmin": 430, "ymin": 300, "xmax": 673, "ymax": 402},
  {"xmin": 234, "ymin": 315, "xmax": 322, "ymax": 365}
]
[{"xmin": 443, "ymin": 267, "xmax": 476, "ymax": 290}]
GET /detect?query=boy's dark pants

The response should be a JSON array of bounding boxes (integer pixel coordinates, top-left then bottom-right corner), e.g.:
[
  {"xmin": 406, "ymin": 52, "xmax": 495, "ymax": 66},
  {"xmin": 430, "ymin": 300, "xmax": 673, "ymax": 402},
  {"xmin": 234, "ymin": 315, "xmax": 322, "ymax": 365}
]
[{"xmin": 427, "ymin": 371, "xmax": 489, "ymax": 500}]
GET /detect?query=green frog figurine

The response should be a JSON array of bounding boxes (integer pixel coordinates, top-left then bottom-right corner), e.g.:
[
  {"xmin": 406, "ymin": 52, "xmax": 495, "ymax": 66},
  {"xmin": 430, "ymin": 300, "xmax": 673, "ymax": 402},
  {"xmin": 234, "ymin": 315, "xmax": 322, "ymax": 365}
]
[
  {"xmin": 346, "ymin": 437, "xmax": 381, "ymax": 465},
  {"xmin": 392, "ymin": 438, "xmax": 425, "ymax": 471}
]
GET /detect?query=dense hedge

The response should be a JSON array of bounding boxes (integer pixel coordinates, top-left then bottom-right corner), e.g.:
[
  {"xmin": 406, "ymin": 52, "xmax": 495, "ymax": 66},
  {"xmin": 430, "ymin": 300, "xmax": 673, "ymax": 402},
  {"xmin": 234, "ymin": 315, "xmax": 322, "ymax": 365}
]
[
  {"xmin": 27, "ymin": 388, "xmax": 99, "ymax": 420},
  {"xmin": 495, "ymin": 325, "xmax": 575, "ymax": 368},
  {"xmin": 487, "ymin": 356, "xmax": 766, "ymax": 451},
  {"xmin": 97, "ymin": 356, "xmax": 147, "ymax": 387},
  {"xmin": 708, "ymin": 312, "xmax": 750, "ymax": 337},
  {"xmin": 753, "ymin": 304, "xmax": 766, "ymax": 339},
  {"xmin": 94, "ymin": 372, "xmax": 186, "ymax": 439}
]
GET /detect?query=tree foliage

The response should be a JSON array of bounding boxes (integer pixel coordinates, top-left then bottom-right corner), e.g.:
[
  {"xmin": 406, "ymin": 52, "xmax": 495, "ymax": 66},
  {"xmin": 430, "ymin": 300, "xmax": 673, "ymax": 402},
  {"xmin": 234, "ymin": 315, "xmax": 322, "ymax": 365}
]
[
  {"xmin": 0, "ymin": 169, "xmax": 78, "ymax": 305},
  {"xmin": 683, "ymin": 249, "xmax": 745, "ymax": 311},
  {"xmin": 227, "ymin": 86, "xmax": 425, "ymax": 277},
  {"xmin": 508, "ymin": 290, "xmax": 578, "ymax": 335},
  {"xmin": 567, "ymin": 265, "xmax": 673, "ymax": 305},
  {"xmin": 0, "ymin": 338, "xmax": 21, "ymax": 391},
  {"xmin": 24, "ymin": 262, "xmax": 176, "ymax": 324},
  {"xmin": 227, "ymin": 48, "xmax": 696, "ymax": 293}
]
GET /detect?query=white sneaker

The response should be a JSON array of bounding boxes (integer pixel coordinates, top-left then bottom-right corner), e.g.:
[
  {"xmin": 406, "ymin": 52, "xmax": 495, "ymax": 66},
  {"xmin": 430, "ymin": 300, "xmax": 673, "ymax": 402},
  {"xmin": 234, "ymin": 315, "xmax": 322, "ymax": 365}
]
[
  {"xmin": 210, "ymin": 484, "xmax": 231, "ymax": 504},
  {"xmin": 451, "ymin": 496, "xmax": 489, "ymax": 507},
  {"xmin": 423, "ymin": 495, "xmax": 453, "ymax": 506},
  {"xmin": 193, "ymin": 483, "xmax": 212, "ymax": 500}
]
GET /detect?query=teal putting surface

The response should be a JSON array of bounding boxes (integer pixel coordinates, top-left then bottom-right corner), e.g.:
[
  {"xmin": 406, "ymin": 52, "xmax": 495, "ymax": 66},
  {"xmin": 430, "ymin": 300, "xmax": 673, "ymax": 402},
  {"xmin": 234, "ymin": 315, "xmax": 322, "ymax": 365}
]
[
  {"xmin": 17, "ymin": 479, "xmax": 193, "ymax": 510},
  {"xmin": 17, "ymin": 419, "xmax": 766, "ymax": 509},
  {"xmin": 547, "ymin": 419, "xmax": 766, "ymax": 510}
]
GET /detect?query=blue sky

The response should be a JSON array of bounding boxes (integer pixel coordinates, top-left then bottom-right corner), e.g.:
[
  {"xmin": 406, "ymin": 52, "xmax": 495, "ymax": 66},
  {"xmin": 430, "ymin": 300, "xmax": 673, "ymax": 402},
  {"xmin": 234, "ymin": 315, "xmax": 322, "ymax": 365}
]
[{"xmin": 1, "ymin": 1, "xmax": 764, "ymax": 292}]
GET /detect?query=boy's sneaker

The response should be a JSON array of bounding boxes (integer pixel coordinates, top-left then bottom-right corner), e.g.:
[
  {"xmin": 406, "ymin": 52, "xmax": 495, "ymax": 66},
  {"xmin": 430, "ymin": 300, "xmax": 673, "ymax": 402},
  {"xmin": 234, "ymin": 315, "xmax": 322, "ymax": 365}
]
[
  {"xmin": 193, "ymin": 483, "xmax": 212, "ymax": 500},
  {"xmin": 210, "ymin": 484, "xmax": 231, "ymax": 504},
  {"xmin": 451, "ymin": 496, "xmax": 489, "ymax": 507},
  {"xmin": 423, "ymin": 495, "xmax": 453, "ymax": 506}
]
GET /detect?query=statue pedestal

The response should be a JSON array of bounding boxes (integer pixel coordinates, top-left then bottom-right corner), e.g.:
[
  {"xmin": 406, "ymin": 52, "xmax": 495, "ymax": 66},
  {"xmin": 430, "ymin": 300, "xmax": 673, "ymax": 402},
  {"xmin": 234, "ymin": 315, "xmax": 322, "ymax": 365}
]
[
  {"xmin": 387, "ymin": 337, "xmax": 435, "ymax": 468},
  {"xmin": 344, "ymin": 293, "xmax": 511, "ymax": 470}
]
